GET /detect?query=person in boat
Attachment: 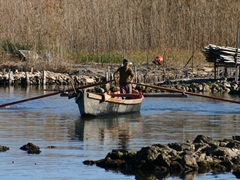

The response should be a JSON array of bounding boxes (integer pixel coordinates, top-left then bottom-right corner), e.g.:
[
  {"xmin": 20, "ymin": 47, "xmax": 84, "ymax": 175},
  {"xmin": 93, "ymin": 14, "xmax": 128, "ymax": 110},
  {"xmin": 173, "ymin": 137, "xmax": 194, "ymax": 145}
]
[{"xmin": 114, "ymin": 58, "xmax": 134, "ymax": 94}]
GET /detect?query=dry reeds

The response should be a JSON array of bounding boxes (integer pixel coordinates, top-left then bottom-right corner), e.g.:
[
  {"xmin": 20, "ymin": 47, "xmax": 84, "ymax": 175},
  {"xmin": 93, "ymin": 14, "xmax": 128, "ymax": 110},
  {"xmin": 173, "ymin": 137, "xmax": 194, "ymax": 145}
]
[{"xmin": 0, "ymin": 0, "xmax": 239, "ymax": 65}]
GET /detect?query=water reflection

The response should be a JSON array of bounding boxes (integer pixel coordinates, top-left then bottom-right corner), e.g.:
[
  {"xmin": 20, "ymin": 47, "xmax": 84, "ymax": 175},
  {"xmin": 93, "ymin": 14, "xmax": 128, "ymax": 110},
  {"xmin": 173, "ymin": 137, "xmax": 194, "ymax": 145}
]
[
  {"xmin": 110, "ymin": 168, "xmax": 200, "ymax": 180},
  {"xmin": 74, "ymin": 113, "xmax": 143, "ymax": 150},
  {"xmin": 73, "ymin": 111, "xmax": 240, "ymax": 180},
  {"xmin": 140, "ymin": 112, "xmax": 240, "ymax": 143}
]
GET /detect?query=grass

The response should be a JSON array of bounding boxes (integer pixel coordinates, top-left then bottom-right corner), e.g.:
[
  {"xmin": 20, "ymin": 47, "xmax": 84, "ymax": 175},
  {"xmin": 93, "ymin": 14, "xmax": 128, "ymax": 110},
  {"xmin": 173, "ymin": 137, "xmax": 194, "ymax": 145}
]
[
  {"xmin": 72, "ymin": 48, "xmax": 207, "ymax": 67},
  {"xmin": 0, "ymin": 40, "xmax": 210, "ymax": 72},
  {"xmin": 0, "ymin": 48, "xmax": 209, "ymax": 74}
]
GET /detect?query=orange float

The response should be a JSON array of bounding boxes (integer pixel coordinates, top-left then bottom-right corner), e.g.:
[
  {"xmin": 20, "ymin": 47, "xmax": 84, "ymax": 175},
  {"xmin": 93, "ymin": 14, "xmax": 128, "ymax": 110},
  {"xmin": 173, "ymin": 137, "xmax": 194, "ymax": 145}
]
[{"xmin": 155, "ymin": 56, "xmax": 164, "ymax": 65}]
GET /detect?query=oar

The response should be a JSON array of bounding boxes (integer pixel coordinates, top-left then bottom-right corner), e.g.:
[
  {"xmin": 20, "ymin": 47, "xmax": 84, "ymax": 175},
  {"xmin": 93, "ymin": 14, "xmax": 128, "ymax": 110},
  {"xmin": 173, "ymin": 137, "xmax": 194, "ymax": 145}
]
[
  {"xmin": 0, "ymin": 80, "xmax": 113, "ymax": 108},
  {"xmin": 143, "ymin": 93, "xmax": 188, "ymax": 98},
  {"xmin": 134, "ymin": 83, "xmax": 240, "ymax": 104}
]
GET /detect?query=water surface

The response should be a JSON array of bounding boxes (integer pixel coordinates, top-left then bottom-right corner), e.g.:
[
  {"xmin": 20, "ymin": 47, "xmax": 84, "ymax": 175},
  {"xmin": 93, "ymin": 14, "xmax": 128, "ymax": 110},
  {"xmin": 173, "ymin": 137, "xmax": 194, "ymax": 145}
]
[{"xmin": 0, "ymin": 86, "xmax": 240, "ymax": 179}]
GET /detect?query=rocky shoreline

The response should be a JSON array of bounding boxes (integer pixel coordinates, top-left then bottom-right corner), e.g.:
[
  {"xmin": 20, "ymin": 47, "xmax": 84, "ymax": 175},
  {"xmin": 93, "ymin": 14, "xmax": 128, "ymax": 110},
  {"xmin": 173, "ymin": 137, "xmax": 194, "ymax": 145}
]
[
  {"xmin": 83, "ymin": 135, "xmax": 240, "ymax": 179},
  {"xmin": 0, "ymin": 63, "xmax": 239, "ymax": 94}
]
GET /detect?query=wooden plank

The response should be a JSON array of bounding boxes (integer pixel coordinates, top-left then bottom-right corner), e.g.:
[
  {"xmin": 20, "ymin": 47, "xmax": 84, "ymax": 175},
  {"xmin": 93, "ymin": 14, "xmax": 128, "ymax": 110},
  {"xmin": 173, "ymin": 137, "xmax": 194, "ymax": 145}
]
[
  {"xmin": 109, "ymin": 93, "xmax": 141, "ymax": 98},
  {"xmin": 106, "ymin": 98, "xmax": 143, "ymax": 105},
  {"xmin": 87, "ymin": 93, "xmax": 102, "ymax": 100}
]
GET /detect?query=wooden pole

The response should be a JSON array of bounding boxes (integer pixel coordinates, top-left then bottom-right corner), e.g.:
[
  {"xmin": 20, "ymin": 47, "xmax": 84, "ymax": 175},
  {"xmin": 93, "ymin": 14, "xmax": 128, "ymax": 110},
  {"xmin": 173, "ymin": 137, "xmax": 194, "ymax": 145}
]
[
  {"xmin": 235, "ymin": 30, "xmax": 240, "ymax": 82},
  {"xmin": 43, "ymin": 70, "xmax": 46, "ymax": 85},
  {"xmin": 25, "ymin": 72, "xmax": 29, "ymax": 85},
  {"xmin": 134, "ymin": 83, "xmax": 240, "ymax": 104},
  {"xmin": 8, "ymin": 69, "xmax": 13, "ymax": 85}
]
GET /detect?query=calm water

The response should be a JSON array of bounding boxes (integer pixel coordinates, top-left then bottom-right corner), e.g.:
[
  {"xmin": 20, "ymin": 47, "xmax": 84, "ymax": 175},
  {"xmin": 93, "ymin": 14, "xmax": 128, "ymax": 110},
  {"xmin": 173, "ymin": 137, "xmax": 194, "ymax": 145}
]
[{"xmin": 0, "ymin": 85, "xmax": 240, "ymax": 180}]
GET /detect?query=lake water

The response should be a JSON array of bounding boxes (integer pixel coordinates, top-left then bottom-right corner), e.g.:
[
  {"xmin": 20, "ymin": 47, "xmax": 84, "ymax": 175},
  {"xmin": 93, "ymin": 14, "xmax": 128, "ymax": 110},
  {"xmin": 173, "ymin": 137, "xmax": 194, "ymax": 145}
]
[{"xmin": 0, "ymin": 85, "xmax": 240, "ymax": 180}]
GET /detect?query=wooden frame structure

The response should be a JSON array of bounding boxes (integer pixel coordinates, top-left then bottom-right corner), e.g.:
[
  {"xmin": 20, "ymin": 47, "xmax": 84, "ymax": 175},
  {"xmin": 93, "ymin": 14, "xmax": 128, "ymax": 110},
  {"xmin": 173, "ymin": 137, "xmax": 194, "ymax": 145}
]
[{"xmin": 202, "ymin": 42, "xmax": 240, "ymax": 81}]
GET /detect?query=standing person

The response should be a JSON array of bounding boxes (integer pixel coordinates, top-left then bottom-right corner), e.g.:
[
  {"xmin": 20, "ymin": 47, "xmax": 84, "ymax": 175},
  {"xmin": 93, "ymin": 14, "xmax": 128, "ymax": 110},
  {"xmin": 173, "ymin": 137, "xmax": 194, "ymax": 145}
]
[{"xmin": 114, "ymin": 59, "xmax": 134, "ymax": 94}]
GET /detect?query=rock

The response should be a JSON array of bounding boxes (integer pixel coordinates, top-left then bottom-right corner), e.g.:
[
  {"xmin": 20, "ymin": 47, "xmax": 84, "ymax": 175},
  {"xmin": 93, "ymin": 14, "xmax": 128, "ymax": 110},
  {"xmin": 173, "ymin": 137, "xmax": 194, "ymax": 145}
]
[
  {"xmin": 197, "ymin": 161, "xmax": 211, "ymax": 173},
  {"xmin": 168, "ymin": 142, "xmax": 195, "ymax": 152},
  {"xmin": 232, "ymin": 136, "xmax": 240, "ymax": 141},
  {"xmin": 233, "ymin": 168, "xmax": 240, "ymax": 179},
  {"xmin": 0, "ymin": 145, "xmax": 10, "ymax": 152},
  {"xmin": 83, "ymin": 160, "xmax": 95, "ymax": 165},
  {"xmin": 181, "ymin": 154, "xmax": 198, "ymax": 170},
  {"xmin": 203, "ymin": 84, "xmax": 211, "ymax": 92},
  {"xmin": 226, "ymin": 140, "xmax": 240, "ymax": 149},
  {"xmin": 193, "ymin": 135, "xmax": 216, "ymax": 144},
  {"xmin": 170, "ymin": 160, "xmax": 184, "ymax": 173},
  {"xmin": 20, "ymin": 142, "xmax": 41, "ymax": 154},
  {"xmin": 83, "ymin": 135, "xmax": 240, "ymax": 178}
]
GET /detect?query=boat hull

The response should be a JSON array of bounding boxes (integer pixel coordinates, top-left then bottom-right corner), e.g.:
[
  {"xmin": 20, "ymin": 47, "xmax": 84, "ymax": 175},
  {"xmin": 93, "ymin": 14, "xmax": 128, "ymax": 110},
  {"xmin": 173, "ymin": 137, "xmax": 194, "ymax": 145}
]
[{"xmin": 75, "ymin": 91, "xmax": 144, "ymax": 116}]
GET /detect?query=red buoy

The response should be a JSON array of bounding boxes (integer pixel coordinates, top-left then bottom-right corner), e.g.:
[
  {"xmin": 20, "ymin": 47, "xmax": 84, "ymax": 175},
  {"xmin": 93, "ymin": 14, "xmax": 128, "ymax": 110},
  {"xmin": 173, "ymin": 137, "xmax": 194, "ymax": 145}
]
[
  {"xmin": 153, "ymin": 56, "xmax": 164, "ymax": 65},
  {"xmin": 156, "ymin": 56, "xmax": 164, "ymax": 64}
]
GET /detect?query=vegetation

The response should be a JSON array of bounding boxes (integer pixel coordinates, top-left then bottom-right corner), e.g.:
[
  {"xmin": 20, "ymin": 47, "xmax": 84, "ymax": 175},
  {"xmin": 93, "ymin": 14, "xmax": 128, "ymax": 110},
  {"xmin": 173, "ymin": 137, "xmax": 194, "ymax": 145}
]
[{"xmin": 0, "ymin": 0, "xmax": 239, "ymax": 68}]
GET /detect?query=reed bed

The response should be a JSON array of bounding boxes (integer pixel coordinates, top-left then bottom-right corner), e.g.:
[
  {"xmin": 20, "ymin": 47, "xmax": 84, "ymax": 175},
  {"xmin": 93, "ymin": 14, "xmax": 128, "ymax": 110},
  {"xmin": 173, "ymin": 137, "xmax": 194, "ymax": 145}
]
[{"xmin": 0, "ymin": 0, "xmax": 239, "ymax": 68}]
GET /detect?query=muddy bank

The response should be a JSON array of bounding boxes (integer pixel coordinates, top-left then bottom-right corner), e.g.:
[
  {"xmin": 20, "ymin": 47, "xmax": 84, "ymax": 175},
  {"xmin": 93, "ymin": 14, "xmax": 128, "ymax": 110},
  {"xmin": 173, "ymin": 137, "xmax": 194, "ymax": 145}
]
[{"xmin": 83, "ymin": 135, "xmax": 240, "ymax": 179}]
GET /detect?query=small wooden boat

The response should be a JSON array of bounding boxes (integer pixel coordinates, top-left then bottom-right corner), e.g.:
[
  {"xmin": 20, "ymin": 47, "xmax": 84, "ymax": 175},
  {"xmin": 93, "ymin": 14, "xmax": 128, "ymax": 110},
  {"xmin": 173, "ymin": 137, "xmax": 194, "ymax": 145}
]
[{"xmin": 75, "ymin": 90, "xmax": 144, "ymax": 117}]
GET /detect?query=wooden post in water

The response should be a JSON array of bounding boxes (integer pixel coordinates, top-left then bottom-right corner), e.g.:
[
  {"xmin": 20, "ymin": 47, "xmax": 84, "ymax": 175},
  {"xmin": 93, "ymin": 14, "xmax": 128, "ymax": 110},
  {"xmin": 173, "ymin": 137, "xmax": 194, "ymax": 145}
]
[
  {"xmin": 8, "ymin": 69, "xmax": 13, "ymax": 85},
  {"xmin": 235, "ymin": 30, "xmax": 240, "ymax": 82},
  {"xmin": 25, "ymin": 72, "xmax": 29, "ymax": 85},
  {"xmin": 43, "ymin": 70, "xmax": 46, "ymax": 85}
]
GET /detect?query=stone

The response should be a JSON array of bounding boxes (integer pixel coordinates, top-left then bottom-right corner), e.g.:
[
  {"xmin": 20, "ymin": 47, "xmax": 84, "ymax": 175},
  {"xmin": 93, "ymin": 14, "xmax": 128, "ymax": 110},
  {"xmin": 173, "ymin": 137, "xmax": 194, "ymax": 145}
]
[
  {"xmin": 83, "ymin": 135, "xmax": 240, "ymax": 178},
  {"xmin": 0, "ymin": 145, "xmax": 9, "ymax": 152},
  {"xmin": 20, "ymin": 142, "xmax": 41, "ymax": 154}
]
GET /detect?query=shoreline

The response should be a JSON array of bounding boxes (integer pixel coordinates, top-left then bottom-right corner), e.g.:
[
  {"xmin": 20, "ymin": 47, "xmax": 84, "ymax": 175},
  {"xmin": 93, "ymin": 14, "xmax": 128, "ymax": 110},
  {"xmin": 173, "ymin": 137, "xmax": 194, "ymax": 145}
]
[{"xmin": 83, "ymin": 135, "xmax": 240, "ymax": 179}]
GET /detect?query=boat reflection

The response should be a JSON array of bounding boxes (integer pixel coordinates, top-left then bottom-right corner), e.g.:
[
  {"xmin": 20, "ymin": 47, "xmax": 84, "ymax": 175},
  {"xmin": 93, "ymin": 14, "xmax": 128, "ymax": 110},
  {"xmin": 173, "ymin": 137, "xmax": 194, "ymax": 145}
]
[{"xmin": 74, "ymin": 113, "xmax": 143, "ymax": 150}]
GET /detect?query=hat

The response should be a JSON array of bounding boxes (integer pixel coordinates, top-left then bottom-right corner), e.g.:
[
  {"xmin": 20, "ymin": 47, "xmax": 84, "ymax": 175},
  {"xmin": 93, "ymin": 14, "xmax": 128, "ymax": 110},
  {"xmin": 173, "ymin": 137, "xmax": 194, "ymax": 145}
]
[{"xmin": 123, "ymin": 59, "xmax": 129, "ymax": 64}]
